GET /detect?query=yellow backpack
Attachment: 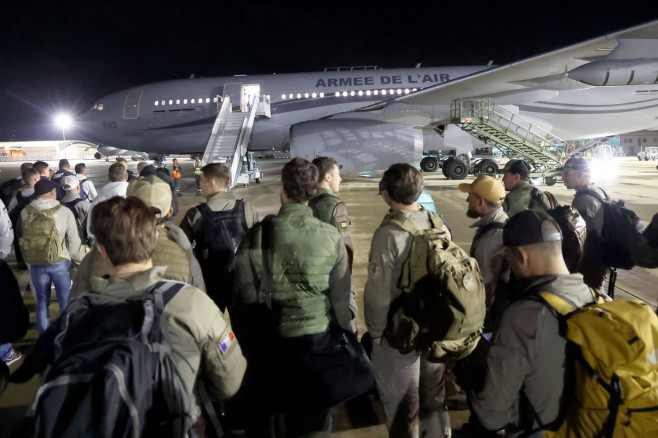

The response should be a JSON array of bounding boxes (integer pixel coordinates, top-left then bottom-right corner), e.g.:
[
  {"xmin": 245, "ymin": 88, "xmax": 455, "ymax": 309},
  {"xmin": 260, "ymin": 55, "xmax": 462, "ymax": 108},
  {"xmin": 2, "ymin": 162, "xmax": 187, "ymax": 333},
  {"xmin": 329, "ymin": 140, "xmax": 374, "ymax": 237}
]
[{"xmin": 533, "ymin": 292, "xmax": 658, "ymax": 437}]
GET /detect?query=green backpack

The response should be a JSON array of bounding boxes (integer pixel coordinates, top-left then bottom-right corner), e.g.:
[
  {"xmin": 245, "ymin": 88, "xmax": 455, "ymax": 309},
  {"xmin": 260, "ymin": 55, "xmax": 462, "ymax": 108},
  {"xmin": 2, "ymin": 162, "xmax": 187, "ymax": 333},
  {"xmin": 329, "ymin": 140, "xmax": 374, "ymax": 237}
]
[
  {"xmin": 382, "ymin": 210, "xmax": 486, "ymax": 362},
  {"xmin": 19, "ymin": 205, "xmax": 65, "ymax": 265}
]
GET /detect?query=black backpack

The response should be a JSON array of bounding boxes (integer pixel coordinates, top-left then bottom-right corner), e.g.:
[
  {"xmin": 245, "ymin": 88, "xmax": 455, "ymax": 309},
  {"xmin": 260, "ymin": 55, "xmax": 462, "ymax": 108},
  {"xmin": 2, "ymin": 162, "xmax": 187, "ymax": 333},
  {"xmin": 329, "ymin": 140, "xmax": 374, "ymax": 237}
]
[
  {"xmin": 12, "ymin": 281, "xmax": 193, "ymax": 438},
  {"xmin": 195, "ymin": 201, "xmax": 248, "ymax": 311},
  {"xmin": 576, "ymin": 189, "xmax": 643, "ymax": 270},
  {"xmin": 0, "ymin": 177, "xmax": 24, "ymax": 207},
  {"xmin": 532, "ymin": 187, "xmax": 587, "ymax": 273}
]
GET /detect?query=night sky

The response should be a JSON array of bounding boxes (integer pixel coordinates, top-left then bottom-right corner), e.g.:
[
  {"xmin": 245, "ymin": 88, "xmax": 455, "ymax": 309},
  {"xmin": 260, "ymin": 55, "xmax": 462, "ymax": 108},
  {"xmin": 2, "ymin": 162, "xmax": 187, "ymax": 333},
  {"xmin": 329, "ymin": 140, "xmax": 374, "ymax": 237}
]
[{"xmin": 2, "ymin": 1, "xmax": 655, "ymax": 141}]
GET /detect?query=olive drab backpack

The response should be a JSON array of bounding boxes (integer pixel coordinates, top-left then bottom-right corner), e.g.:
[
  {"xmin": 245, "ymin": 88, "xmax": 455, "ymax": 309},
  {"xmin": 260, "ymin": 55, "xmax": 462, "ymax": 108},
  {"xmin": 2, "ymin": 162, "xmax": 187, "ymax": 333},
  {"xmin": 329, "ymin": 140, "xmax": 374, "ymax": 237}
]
[
  {"xmin": 19, "ymin": 205, "xmax": 65, "ymax": 265},
  {"xmin": 529, "ymin": 292, "xmax": 658, "ymax": 437},
  {"xmin": 382, "ymin": 210, "xmax": 486, "ymax": 362}
]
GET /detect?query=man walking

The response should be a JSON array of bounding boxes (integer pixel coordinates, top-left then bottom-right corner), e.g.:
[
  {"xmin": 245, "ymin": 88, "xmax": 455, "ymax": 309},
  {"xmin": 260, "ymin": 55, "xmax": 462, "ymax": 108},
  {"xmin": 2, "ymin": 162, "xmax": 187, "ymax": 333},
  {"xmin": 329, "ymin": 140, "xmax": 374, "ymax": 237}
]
[
  {"xmin": 501, "ymin": 159, "xmax": 552, "ymax": 217},
  {"xmin": 364, "ymin": 163, "xmax": 452, "ymax": 438},
  {"xmin": 181, "ymin": 163, "xmax": 259, "ymax": 312},
  {"xmin": 18, "ymin": 179, "xmax": 81, "ymax": 334},
  {"xmin": 459, "ymin": 175, "xmax": 510, "ymax": 329}
]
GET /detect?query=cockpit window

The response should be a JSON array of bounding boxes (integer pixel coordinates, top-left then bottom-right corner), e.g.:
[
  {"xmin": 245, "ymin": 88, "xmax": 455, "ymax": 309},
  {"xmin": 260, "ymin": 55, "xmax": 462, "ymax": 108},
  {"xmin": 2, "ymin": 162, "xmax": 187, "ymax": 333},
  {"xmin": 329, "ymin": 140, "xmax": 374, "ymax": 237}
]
[{"xmin": 93, "ymin": 104, "xmax": 104, "ymax": 111}]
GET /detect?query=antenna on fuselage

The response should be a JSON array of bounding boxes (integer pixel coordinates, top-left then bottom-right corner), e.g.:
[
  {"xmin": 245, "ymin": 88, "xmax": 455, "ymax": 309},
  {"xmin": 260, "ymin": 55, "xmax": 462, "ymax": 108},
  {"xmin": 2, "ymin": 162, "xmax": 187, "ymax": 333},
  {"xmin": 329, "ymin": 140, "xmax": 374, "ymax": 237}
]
[
  {"xmin": 415, "ymin": 63, "xmax": 422, "ymax": 68},
  {"xmin": 189, "ymin": 74, "xmax": 196, "ymax": 79}
]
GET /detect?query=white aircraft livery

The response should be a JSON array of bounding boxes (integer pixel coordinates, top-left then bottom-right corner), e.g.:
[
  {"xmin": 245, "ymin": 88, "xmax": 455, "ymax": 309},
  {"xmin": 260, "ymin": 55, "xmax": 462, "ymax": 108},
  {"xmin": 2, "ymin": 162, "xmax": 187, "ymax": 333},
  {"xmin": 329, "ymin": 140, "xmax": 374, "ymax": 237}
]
[{"xmin": 75, "ymin": 20, "xmax": 658, "ymax": 176}]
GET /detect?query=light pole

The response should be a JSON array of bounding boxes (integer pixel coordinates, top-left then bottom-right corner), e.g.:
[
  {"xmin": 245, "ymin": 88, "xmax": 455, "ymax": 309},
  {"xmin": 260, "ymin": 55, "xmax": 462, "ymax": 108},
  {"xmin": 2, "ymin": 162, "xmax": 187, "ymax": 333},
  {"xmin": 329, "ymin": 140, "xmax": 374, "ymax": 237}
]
[{"xmin": 55, "ymin": 114, "xmax": 72, "ymax": 141}]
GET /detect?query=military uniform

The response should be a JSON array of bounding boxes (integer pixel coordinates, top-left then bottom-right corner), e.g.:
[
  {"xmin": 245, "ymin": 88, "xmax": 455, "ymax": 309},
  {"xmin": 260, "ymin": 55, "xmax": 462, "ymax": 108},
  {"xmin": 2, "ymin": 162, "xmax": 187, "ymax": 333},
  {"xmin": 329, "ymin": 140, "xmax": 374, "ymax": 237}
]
[
  {"xmin": 573, "ymin": 184, "xmax": 609, "ymax": 290},
  {"xmin": 233, "ymin": 202, "xmax": 352, "ymax": 437},
  {"xmin": 364, "ymin": 207, "xmax": 452, "ymax": 438},
  {"xmin": 503, "ymin": 182, "xmax": 552, "ymax": 217},
  {"xmin": 180, "ymin": 191, "xmax": 260, "ymax": 239},
  {"xmin": 469, "ymin": 205, "xmax": 510, "ymax": 328},
  {"xmin": 90, "ymin": 266, "xmax": 246, "ymax": 402},
  {"xmin": 70, "ymin": 222, "xmax": 205, "ymax": 299},
  {"xmin": 310, "ymin": 187, "xmax": 354, "ymax": 268}
]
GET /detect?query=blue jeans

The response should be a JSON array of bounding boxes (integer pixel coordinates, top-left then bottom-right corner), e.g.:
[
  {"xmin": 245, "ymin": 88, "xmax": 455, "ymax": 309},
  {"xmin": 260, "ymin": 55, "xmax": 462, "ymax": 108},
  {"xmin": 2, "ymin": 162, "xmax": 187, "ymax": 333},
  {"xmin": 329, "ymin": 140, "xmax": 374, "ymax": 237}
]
[
  {"xmin": 29, "ymin": 260, "xmax": 71, "ymax": 335},
  {"xmin": 0, "ymin": 343, "xmax": 12, "ymax": 361}
]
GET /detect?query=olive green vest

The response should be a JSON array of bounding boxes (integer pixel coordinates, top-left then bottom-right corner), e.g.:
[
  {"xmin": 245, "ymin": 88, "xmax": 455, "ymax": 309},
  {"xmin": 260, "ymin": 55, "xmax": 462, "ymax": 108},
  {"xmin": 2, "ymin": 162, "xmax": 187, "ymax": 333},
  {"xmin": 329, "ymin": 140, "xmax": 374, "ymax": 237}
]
[
  {"xmin": 309, "ymin": 188, "xmax": 341, "ymax": 226},
  {"xmin": 249, "ymin": 203, "xmax": 340, "ymax": 338}
]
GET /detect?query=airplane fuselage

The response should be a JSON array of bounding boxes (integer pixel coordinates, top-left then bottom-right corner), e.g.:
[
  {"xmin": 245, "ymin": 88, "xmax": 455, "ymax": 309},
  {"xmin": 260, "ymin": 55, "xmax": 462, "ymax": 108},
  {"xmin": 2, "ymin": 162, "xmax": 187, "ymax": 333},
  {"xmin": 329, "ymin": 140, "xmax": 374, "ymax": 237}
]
[{"xmin": 76, "ymin": 66, "xmax": 490, "ymax": 154}]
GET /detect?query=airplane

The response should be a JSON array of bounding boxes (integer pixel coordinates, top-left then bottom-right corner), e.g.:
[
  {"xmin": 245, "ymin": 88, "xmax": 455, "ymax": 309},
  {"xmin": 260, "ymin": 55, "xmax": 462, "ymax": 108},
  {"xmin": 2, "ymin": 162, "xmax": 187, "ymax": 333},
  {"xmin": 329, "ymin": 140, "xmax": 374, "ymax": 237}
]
[{"xmin": 75, "ymin": 19, "xmax": 658, "ymax": 177}]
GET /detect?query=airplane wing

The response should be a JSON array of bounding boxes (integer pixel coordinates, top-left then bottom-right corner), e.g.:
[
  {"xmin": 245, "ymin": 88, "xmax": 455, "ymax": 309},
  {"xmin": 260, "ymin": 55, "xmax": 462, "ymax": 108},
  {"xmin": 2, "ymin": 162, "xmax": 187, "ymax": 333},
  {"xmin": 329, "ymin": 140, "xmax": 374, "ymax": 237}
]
[{"xmin": 337, "ymin": 19, "xmax": 658, "ymax": 125}]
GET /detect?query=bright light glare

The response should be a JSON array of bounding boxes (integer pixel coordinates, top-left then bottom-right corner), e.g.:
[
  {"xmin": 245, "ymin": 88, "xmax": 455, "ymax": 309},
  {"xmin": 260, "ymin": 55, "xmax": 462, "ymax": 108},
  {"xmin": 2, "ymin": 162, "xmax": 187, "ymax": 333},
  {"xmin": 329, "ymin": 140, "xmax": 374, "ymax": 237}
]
[
  {"xmin": 590, "ymin": 158, "xmax": 619, "ymax": 183},
  {"xmin": 55, "ymin": 114, "xmax": 72, "ymax": 129}
]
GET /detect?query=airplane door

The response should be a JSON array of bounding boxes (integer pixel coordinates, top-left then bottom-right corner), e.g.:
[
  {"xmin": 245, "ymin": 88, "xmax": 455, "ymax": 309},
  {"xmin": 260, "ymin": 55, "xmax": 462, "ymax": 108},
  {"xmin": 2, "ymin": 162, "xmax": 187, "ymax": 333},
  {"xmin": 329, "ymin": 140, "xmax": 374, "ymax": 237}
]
[
  {"xmin": 123, "ymin": 90, "xmax": 143, "ymax": 120},
  {"xmin": 241, "ymin": 84, "xmax": 261, "ymax": 112},
  {"xmin": 223, "ymin": 83, "xmax": 243, "ymax": 111}
]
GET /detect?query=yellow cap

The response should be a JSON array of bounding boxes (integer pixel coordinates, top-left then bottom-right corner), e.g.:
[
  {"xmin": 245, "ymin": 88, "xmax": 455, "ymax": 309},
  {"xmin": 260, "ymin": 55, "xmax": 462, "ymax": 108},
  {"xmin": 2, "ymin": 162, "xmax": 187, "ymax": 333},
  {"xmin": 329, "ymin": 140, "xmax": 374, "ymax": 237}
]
[{"xmin": 458, "ymin": 175, "xmax": 506, "ymax": 203}]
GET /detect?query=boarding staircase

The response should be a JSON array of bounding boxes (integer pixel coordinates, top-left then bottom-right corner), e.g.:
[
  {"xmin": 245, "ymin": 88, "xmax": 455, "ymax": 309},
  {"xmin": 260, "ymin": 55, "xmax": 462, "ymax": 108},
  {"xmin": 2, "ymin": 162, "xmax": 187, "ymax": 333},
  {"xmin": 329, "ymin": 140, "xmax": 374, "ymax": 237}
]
[
  {"xmin": 451, "ymin": 98, "xmax": 566, "ymax": 184},
  {"xmin": 566, "ymin": 136, "xmax": 614, "ymax": 157},
  {"xmin": 202, "ymin": 95, "xmax": 271, "ymax": 188}
]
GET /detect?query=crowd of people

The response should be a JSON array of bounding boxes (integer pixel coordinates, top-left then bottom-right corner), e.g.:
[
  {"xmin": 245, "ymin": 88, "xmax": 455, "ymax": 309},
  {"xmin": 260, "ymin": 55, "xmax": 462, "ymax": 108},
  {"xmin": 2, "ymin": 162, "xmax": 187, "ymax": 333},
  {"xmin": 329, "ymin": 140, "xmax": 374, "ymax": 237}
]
[{"xmin": 0, "ymin": 155, "xmax": 657, "ymax": 437}]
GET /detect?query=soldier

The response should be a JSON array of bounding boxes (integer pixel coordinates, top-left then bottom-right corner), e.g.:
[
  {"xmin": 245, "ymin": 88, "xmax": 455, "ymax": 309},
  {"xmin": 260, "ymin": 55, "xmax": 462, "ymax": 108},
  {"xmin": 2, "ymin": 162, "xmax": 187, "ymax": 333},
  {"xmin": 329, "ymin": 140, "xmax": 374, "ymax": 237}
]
[
  {"xmin": 459, "ymin": 175, "xmax": 510, "ymax": 329},
  {"xmin": 233, "ymin": 157, "xmax": 354, "ymax": 437},
  {"xmin": 181, "ymin": 163, "xmax": 259, "ymax": 313},
  {"xmin": 364, "ymin": 163, "xmax": 452, "ymax": 438},
  {"xmin": 562, "ymin": 157, "xmax": 609, "ymax": 290},
  {"xmin": 502, "ymin": 159, "xmax": 552, "ymax": 217}
]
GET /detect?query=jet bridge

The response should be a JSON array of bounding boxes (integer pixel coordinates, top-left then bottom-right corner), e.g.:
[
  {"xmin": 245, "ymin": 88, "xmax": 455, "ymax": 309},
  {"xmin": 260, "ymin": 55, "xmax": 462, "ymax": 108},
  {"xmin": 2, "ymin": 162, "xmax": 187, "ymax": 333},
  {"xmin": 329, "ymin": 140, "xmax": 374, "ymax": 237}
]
[
  {"xmin": 451, "ymin": 99, "xmax": 565, "ymax": 185},
  {"xmin": 202, "ymin": 94, "xmax": 270, "ymax": 189}
]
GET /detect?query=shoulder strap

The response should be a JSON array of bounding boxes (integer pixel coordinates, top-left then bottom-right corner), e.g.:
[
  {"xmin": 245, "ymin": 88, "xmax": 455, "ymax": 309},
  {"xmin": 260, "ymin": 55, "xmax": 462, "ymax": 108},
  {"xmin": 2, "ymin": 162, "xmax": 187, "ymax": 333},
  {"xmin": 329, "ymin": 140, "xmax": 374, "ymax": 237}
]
[
  {"xmin": 576, "ymin": 188, "xmax": 608, "ymax": 203},
  {"xmin": 383, "ymin": 208, "xmax": 443, "ymax": 235},
  {"xmin": 544, "ymin": 191, "xmax": 559, "ymax": 209},
  {"xmin": 259, "ymin": 217, "xmax": 275, "ymax": 310}
]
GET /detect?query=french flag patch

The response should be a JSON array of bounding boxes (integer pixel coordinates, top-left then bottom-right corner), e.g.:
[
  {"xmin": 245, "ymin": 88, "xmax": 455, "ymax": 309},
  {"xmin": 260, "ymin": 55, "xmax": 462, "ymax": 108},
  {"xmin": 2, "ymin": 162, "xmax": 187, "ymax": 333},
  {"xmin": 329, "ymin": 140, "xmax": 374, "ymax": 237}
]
[{"xmin": 220, "ymin": 330, "xmax": 236, "ymax": 353}]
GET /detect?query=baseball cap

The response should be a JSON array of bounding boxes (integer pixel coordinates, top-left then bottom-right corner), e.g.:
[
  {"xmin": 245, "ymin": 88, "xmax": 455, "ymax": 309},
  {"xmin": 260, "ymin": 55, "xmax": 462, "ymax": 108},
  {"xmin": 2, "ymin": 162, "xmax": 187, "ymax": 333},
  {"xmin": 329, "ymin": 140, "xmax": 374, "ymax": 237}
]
[
  {"xmin": 127, "ymin": 175, "xmax": 172, "ymax": 216},
  {"xmin": 561, "ymin": 157, "xmax": 590, "ymax": 173},
  {"xmin": 34, "ymin": 179, "xmax": 58, "ymax": 196},
  {"xmin": 458, "ymin": 175, "xmax": 506, "ymax": 203},
  {"xmin": 61, "ymin": 175, "xmax": 80, "ymax": 191},
  {"xmin": 502, "ymin": 159, "xmax": 530, "ymax": 179},
  {"xmin": 503, "ymin": 209, "xmax": 562, "ymax": 247}
]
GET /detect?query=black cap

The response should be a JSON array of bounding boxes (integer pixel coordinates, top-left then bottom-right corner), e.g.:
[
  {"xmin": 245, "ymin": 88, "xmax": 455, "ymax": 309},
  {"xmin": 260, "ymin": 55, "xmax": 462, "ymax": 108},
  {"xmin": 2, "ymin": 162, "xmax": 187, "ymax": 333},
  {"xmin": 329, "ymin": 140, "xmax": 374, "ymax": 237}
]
[
  {"xmin": 503, "ymin": 209, "xmax": 562, "ymax": 247},
  {"xmin": 503, "ymin": 159, "xmax": 531, "ymax": 179},
  {"xmin": 34, "ymin": 179, "xmax": 58, "ymax": 196},
  {"xmin": 562, "ymin": 157, "xmax": 590, "ymax": 173}
]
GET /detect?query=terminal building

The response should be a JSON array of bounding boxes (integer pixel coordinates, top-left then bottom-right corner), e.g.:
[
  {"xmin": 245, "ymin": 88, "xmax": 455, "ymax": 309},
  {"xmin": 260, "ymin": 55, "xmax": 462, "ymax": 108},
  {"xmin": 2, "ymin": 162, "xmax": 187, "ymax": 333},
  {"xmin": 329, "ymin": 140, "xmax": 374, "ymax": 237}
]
[{"xmin": 0, "ymin": 140, "xmax": 98, "ymax": 162}]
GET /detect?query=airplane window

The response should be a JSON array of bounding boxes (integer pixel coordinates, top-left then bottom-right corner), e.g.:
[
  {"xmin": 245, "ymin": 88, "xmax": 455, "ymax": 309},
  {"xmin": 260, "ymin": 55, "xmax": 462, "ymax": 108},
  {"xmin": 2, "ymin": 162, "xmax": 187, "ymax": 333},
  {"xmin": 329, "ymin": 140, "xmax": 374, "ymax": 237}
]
[
  {"xmin": 169, "ymin": 100, "xmax": 173, "ymax": 105},
  {"xmin": 397, "ymin": 89, "xmax": 402, "ymax": 95},
  {"xmin": 213, "ymin": 97, "xmax": 218, "ymax": 103},
  {"xmin": 191, "ymin": 99, "xmax": 195, "ymax": 103},
  {"xmin": 281, "ymin": 94, "xmax": 286, "ymax": 99},
  {"xmin": 206, "ymin": 98, "xmax": 210, "ymax": 103},
  {"xmin": 289, "ymin": 94, "xmax": 293, "ymax": 99},
  {"xmin": 155, "ymin": 101, "xmax": 159, "ymax": 106},
  {"xmin": 382, "ymin": 90, "xmax": 387, "ymax": 95},
  {"xmin": 320, "ymin": 92, "xmax": 324, "ymax": 97},
  {"xmin": 350, "ymin": 91, "xmax": 355, "ymax": 96},
  {"xmin": 334, "ymin": 92, "xmax": 340, "ymax": 97},
  {"xmin": 404, "ymin": 89, "xmax": 410, "ymax": 94},
  {"xmin": 296, "ymin": 93, "xmax": 301, "ymax": 99},
  {"xmin": 366, "ymin": 90, "xmax": 371, "ymax": 96},
  {"xmin": 389, "ymin": 89, "xmax": 394, "ymax": 95},
  {"xmin": 304, "ymin": 93, "xmax": 309, "ymax": 98},
  {"xmin": 175, "ymin": 99, "xmax": 180, "ymax": 104},
  {"xmin": 374, "ymin": 90, "xmax": 379, "ymax": 95},
  {"xmin": 412, "ymin": 88, "xmax": 417, "ymax": 92},
  {"xmin": 199, "ymin": 98, "xmax": 203, "ymax": 103},
  {"xmin": 342, "ymin": 91, "xmax": 348, "ymax": 97},
  {"xmin": 161, "ymin": 100, "xmax": 165, "ymax": 105},
  {"xmin": 358, "ymin": 91, "xmax": 363, "ymax": 96}
]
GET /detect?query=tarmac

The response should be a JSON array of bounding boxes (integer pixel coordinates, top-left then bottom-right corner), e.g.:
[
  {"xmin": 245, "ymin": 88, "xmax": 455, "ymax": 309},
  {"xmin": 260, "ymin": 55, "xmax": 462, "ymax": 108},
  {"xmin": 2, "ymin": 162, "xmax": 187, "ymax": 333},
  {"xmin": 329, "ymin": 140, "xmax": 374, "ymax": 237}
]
[{"xmin": 1, "ymin": 155, "xmax": 657, "ymax": 437}]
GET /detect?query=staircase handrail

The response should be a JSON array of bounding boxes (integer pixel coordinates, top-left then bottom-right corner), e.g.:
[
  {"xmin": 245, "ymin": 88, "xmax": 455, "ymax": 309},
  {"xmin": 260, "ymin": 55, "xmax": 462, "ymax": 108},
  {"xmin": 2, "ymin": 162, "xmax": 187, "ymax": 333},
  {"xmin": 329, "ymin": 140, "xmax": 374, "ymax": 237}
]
[{"xmin": 228, "ymin": 95, "xmax": 259, "ymax": 189}]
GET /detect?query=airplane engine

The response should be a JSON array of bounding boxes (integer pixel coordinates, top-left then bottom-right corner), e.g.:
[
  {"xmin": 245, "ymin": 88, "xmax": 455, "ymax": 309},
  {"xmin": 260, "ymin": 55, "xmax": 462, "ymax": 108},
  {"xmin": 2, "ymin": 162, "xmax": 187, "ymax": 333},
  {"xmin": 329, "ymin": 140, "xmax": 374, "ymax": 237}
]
[
  {"xmin": 289, "ymin": 119, "xmax": 423, "ymax": 175},
  {"xmin": 569, "ymin": 59, "xmax": 658, "ymax": 86}
]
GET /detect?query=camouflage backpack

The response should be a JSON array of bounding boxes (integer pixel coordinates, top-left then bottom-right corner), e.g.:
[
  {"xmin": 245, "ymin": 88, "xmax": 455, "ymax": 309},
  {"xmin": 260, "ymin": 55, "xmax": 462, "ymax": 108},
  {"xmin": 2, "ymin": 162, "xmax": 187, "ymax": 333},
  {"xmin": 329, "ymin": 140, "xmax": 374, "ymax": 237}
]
[
  {"xmin": 19, "ymin": 205, "xmax": 65, "ymax": 265},
  {"xmin": 382, "ymin": 210, "xmax": 486, "ymax": 362}
]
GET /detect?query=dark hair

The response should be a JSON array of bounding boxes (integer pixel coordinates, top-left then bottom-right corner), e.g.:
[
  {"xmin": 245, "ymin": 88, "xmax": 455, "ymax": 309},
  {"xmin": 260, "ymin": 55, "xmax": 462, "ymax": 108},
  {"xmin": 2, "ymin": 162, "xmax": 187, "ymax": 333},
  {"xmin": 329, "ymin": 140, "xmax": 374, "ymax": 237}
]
[
  {"xmin": 108, "ymin": 162, "xmax": 127, "ymax": 182},
  {"xmin": 20, "ymin": 162, "xmax": 33, "ymax": 172},
  {"xmin": 380, "ymin": 163, "xmax": 423, "ymax": 205},
  {"xmin": 282, "ymin": 157, "xmax": 318, "ymax": 203},
  {"xmin": 58, "ymin": 159, "xmax": 70, "ymax": 169},
  {"xmin": 74, "ymin": 163, "xmax": 86, "ymax": 174},
  {"xmin": 312, "ymin": 156, "xmax": 338, "ymax": 181},
  {"xmin": 90, "ymin": 196, "xmax": 157, "ymax": 266},
  {"xmin": 33, "ymin": 161, "xmax": 49, "ymax": 175},
  {"xmin": 202, "ymin": 163, "xmax": 230, "ymax": 187},
  {"xmin": 22, "ymin": 167, "xmax": 38, "ymax": 182},
  {"xmin": 116, "ymin": 157, "xmax": 127, "ymax": 164}
]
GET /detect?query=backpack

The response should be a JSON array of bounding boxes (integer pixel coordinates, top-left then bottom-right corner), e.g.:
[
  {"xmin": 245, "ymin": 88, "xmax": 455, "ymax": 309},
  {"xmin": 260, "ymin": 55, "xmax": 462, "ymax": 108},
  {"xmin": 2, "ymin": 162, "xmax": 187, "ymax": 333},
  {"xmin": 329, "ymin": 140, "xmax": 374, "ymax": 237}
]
[
  {"xmin": 195, "ymin": 201, "xmax": 248, "ymax": 310},
  {"xmin": 382, "ymin": 210, "xmax": 486, "ymax": 362},
  {"xmin": 532, "ymin": 187, "xmax": 587, "ymax": 273},
  {"xmin": 21, "ymin": 280, "xmax": 193, "ymax": 438},
  {"xmin": 529, "ymin": 292, "xmax": 658, "ymax": 437},
  {"xmin": 8, "ymin": 190, "xmax": 37, "ymax": 228},
  {"xmin": 0, "ymin": 177, "xmax": 24, "ymax": 207},
  {"xmin": 19, "ymin": 205, "xmax": 65, "ymax": 265},
  {"xmin": 576, "ymin": 189, "xmax": 643, "ymax": 269},
  {"xmin": 63, "ymin": 198, "xmax": 91, "ymax": 245}
]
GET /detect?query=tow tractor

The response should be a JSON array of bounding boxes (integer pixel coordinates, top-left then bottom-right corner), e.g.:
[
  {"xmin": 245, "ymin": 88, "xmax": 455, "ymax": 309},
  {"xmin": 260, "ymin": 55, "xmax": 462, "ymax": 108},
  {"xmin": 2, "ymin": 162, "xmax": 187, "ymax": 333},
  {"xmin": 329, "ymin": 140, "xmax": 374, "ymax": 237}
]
[{"xmin": 233, "ymin": 152, "xmax": 262, "ymax": 188}]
